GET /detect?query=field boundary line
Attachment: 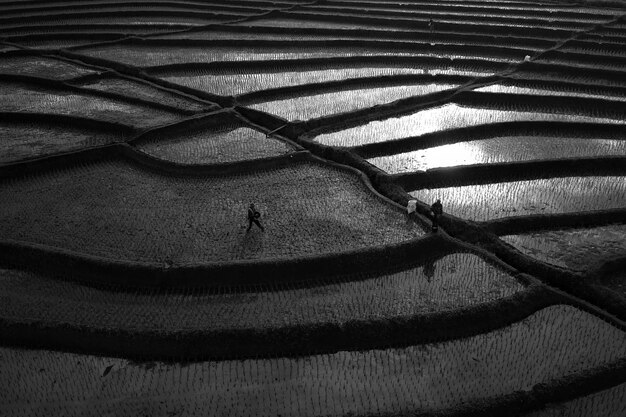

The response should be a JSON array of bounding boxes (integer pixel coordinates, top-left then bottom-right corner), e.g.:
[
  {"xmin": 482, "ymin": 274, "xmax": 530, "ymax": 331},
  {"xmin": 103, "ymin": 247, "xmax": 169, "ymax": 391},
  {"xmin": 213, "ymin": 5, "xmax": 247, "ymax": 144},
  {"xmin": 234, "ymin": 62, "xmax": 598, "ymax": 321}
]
[{"xmin": 0, "ymin": 284, "xmax": 557, "ymax": 361}]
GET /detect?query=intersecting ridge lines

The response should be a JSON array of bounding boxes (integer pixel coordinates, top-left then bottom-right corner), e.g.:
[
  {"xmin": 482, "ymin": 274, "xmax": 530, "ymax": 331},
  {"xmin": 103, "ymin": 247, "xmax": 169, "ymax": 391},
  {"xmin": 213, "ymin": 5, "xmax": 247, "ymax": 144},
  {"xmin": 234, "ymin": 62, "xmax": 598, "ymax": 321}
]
[{"xmin": 1, "ymin": 0, "xmax": 626, "ymax": 415}]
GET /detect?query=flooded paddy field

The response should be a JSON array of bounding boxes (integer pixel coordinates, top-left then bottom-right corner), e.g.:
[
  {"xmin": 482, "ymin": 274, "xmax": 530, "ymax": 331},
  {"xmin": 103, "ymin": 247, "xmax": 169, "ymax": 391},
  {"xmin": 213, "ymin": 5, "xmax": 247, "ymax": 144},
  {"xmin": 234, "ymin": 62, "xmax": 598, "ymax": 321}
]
[
  {"xmin": 1, "ymin": 306, "xmax": 624, "ymax": 416},
  {"xmin": 313, "ymin": 104, "xmax": 626, "ymax": 147},
  {"xmin": 409, "ymin": 176, "xmax": 626, "ymax": 222},
  {"xmin": 368, "ymin": 136, "xmax": 626, "ymax": 174},
  {"xmin": 1, "ymin": 0, "xmax": 625, "ymax": 415}
]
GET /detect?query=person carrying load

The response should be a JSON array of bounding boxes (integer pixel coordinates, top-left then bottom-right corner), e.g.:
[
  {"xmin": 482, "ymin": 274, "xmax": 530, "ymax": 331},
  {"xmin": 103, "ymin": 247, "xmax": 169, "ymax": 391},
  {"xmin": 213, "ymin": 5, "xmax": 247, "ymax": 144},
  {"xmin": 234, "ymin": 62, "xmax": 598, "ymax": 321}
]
[{"xmin": 247, "ymin": 203, "xmax": 265, "ymax": 232}]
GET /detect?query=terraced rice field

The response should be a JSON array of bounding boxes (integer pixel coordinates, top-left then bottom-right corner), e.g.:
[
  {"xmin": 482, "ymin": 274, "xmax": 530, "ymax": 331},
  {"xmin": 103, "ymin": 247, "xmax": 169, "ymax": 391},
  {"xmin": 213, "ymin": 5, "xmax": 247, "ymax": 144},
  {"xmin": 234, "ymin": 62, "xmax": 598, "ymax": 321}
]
[
  {"xmin": 76, "ymin": 45, "xmax": 417, "ymax": 67},
  {"xmin": 0, "ymin": 253, "xmax": 525, "ymax": 332},
  {"xmin": 75, "ymin": 77, "xmax": 210, "ymax": 112},
  {"xmin": 0, "ymin": 159, "xmax": 423, "ymax": 263},
  {"xmin": 527, "ymin": 383, "xmax": 626, "ymax": 417},
  {"xmin": 0, "ymin": 82, "xmax": 185, "ymax": 128},
  {"xmin": 369, "ymin": 137, "xmax": 626, "ymax": 174},
  {"xmin": 160, "ymin": 68, "xmax": 487, "ymax": 97},
  {"xmin": 0, "ymin": 55, "xmax": 98, "ymax": 79},
  {"xmin": 137, "ymin": 125, "xmax": 296, "ymax": 164},
  {"xmin": 312, "ymin": 104, "xmax": 626, "ymax": 147},
  {"xmin": 250, "ymin": 83, "xmax": 458, "ymax": 120},
  {"xmin": 1, "ymin": 306, "xmax": 624, "ymax": 416},
  {"xmin": 410, "ymin": 176, "xmax": 626, "ymax": 222},
  {"xmin": 475, "ymin": 83, "xmax": 626, "ymax": 101},
  {"xmin": 0, "ymin": 121, "xmax": 126, "ymax": 163},
  {"xmin": 502, "ymin": 224, "xmax": 626, "ymax": 271},
  {"xmin": 1, "ymin": 0, "xmax": 625, "ymax": 415}
]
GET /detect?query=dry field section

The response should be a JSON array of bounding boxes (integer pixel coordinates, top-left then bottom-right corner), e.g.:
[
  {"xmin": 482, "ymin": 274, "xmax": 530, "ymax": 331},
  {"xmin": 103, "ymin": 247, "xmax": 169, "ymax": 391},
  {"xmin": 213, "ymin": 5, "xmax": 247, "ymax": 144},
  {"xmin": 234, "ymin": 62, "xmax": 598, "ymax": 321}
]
[
  {"xmin": 1, "ymin": 306, "xmax": 624, "ymax": 417},
  {"xmin": 0, "ymin": 159, "xmax": 423, "ymax": 264},
  {"xmin": 0, "ymin": 122, "xmax": 125, "ymax": 163},
  {"xmin": 1, "ymin": 0, "xmax": 626, "ymax": 415}
]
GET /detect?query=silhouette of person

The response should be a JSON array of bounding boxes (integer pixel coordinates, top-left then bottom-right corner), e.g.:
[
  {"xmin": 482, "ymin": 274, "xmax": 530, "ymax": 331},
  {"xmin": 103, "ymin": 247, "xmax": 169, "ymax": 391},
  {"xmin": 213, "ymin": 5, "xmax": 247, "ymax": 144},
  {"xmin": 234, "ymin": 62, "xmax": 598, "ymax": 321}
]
[
  {"xmin": 428, "ymin": 18, "xmax": 435, "ymax": 34},
  {"xmin": 431, "ymin": 199, "xmax": 443, "ymax": 232},
  {"xmin": 247, "ymin": 203, "xmax": 264, "ymax": 232}
]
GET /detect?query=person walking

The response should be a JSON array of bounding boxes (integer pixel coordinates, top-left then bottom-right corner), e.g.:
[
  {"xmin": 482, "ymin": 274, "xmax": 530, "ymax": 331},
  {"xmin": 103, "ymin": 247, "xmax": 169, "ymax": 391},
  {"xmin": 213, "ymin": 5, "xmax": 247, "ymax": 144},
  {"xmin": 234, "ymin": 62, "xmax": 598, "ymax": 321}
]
[
  {"xmin": 247, "ymin": 203, "xmax": 264, "ymax": 232},
  {"xmin": 430, "ymin": 199, "xmax": 443, "ymax": 232},
  {"xmin": 428, "ymin": 18, "xmax": 435, "ymax": 34}
]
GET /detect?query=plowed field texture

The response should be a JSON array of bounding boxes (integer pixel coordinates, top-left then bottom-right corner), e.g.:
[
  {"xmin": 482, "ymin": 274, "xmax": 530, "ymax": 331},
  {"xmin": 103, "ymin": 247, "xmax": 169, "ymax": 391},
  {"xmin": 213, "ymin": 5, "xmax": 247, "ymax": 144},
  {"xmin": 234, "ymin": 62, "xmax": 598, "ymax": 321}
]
[{"xmin": 1, "ymin": 0, "xmax": 625, "ymax": 416}]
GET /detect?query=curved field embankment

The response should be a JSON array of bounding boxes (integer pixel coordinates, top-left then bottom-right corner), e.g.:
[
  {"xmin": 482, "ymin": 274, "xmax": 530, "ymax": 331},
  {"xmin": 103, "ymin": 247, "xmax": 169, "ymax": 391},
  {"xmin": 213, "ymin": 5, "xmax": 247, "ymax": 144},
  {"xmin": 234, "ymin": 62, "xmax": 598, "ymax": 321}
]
[
  {"xmin": 309, "ymin": 1, "xmax": 615, "ymax": 21},
  {"xmin": 483, "ymin": 209, "xmax": 626, "ymax": 236},
  {"xmin": 394, "ymin": 157, "xmax": 626, "ymax": 190},
  {"xmin": 55, "ymin": 49, "xmax": 233, "ymax": 106},
  {"xmin": 250, "ymin": 83, "xmax": 462, "ymax": 121},
  {"xmin": 0, "ymin": 149, "xmax": 435, "ymax": 288},
  {"xmin": 302, "ymin": 91, "xmax": 626, "ymax": 139},
  {"xmin": 144, "ymin": 55, "xmax": 511, "ymax": 77},
  {"xmin": 408, "ymin": 175, "xmax": 626, "ymax": 223},
  {"xmin": 67, "ymin": 75, "xmax": 211, "ymax": 112},
  {"xmin": 352, "ymin": 121, "xmax": 626, "ymax": 158},
  {"xmin": 158, "ymin": 23, "xmax": 558, "ymax": 49},
  {"xmin": 240, "ymin": 72, "xmax": 626, "ymax": 106},
  {"xmin": 368, "ymin": 137, "xmax": 626, "ymax": 174},
  {"xmin": 308, "ymin": 106, "xmax": 625, "ymax": 150},
  {"xmin": 536, "ymin": 49, "xmax": 626, "ymax": 69},
  {"xmin": 0, "ymin": 252, "xmax": 548, "ymax": 360},
  {"xmin": 256, "ymin": 10, "xmax": 582, "ymax": 38},
  {"xmin": 0, "ymin": 115, "xmax": 131, "ymax": 164},
  {"xmin": 2, "ymin": 0, "xmax": 626, "ymax": 413},
  {"xmin": 2, "ymin": 33, "xmax": 129, "ymax": 48},
  {"xmin": 0, "ymin": 50, "xmax": 100, "ymax": 79},
  {"xmin": 1, "ymin": 306, "xmax": 624, "ymax": 417},
  {"xmin": 0, "ymin": 2, "xmax": 270, "ymax": 18},
  {"xmin": 0, "ymin": 10, "xmax": 250, "ymax": 29},
  {"xmin": 0, "ymin": 73, "xmax": 201, "ymax": 122},
  {"xmin": 235, "ymin": 104, "xmax": 626, "ymax": 320},
  {"xmin": 69, "ymin": 38, "xmax": 534, "ymax": 67},
  {"xmin": 133, "ymin": 113, "xmax": 299, "ymax": 164},
  {"xmin": 513, "ymin": 60, "xmax": 626, "ymax": 86},
  {"xmin": 236, "ymin": 73, "xmax": 472, "ymax": 105},
  {"xmin": 0, "ymin": 22, "xmax": 195, "ymax": 37},
  {"xmin": 294, "ymin": 6, "xmax": 603, "ymax": 30},
  {"xmin": 527, "ymin": 382, "xmax": 626, "ymax": 417},
  {"xmin": 562, "ymin": 38, "xmax": 626, "ymax": 56}
]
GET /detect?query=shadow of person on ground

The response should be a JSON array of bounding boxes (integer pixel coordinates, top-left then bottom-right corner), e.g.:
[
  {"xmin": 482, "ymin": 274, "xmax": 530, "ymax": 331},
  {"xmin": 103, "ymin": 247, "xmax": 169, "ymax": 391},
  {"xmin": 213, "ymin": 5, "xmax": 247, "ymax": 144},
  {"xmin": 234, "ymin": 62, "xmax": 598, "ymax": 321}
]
[{"xmin": 424, "ymin": 258, "xmax": 437, "ymax": 283}]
